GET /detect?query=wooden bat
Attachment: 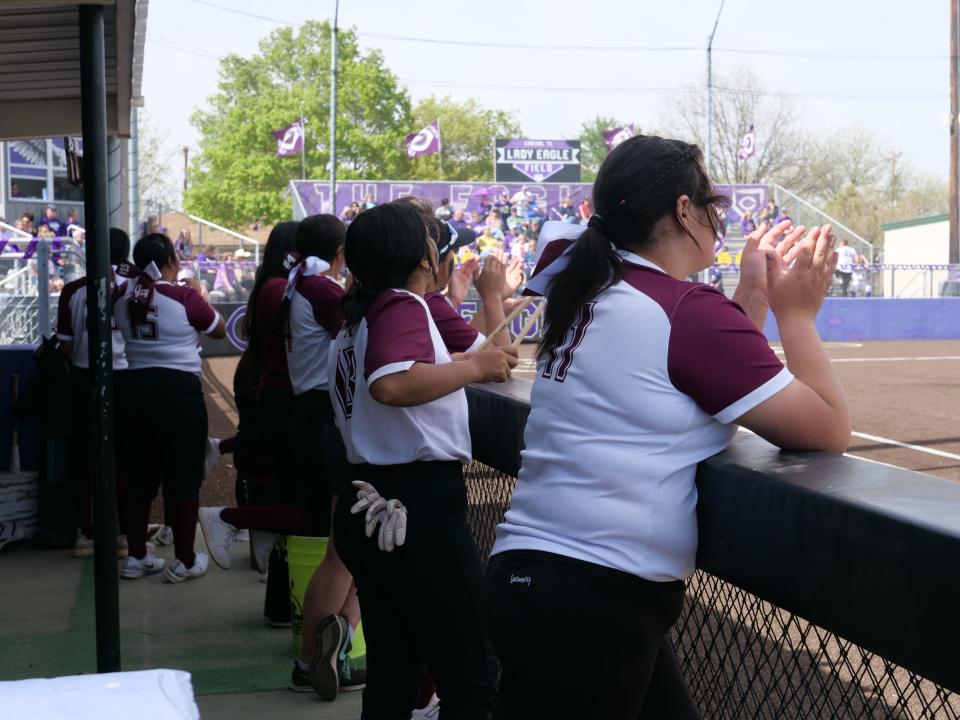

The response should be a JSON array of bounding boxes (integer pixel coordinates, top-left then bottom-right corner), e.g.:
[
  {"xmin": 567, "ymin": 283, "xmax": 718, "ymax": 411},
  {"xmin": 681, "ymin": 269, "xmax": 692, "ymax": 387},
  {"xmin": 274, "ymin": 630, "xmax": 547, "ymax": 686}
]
[
  {"xmin": 475, "ymin": 300, "xmax": 531, "ymax": 352},
  {"xmin": 511, "ymin": 300, "xmax": 546, "ymax": 349}
]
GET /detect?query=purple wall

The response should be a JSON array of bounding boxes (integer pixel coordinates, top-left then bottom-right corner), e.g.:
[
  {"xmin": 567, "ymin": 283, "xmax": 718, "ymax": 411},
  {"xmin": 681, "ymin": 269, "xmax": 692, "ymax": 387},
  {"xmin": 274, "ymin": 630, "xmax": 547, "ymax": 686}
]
[{"xmin": 763, "ymin": 298, "xmax": 960, "ymax": 341}]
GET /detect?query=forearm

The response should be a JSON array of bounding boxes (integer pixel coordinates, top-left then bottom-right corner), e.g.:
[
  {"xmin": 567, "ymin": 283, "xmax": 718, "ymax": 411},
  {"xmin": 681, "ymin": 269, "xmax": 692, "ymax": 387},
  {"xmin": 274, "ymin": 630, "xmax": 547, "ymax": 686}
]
[
  {"xmin": 777, "ymin": 314, "xmax": 850, "ymax": 436},
  {"xmin": 370, "ymin": 361, "xmax": 477, "ymax": 407},
  {"xmin": 480, "ymin": 293, "xmax": 509, "ymax": 346},
  {"xmin": 732, "ymin": 287, "xmax": 769, "ymax": 332}
]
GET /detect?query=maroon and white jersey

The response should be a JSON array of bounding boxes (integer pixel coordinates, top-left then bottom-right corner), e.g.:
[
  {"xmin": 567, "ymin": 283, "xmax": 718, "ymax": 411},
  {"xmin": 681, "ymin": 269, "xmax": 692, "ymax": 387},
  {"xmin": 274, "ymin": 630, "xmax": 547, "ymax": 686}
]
[
  {"xmin": 256, "ymin": 278, "xmax": 292, "ymax": 391},
  {"xmin": 424, "ymin": 291, "xmax": 485, "ymax": 354},
  {"xmin": 116, "ymin": 281, "xmax": 220, "ymax": 374},
  {"xmin": 494, "ymin": 251, "xmax": 793, "ymax": 582},
  {"xmin": 56, "ymin": 275, "xmax": 128, "ymax": 370},
  {"xmin": 329, "ymin": 289, "xmax": 470, "ymax": 465},
  {"xmin": 287, "ymin": 272, "xmax": 344, "ymax": 395}
]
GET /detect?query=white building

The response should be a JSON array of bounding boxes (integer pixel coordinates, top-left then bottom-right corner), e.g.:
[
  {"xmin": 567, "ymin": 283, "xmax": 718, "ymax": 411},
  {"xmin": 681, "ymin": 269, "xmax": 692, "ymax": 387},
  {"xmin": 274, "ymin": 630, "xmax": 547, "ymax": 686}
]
[{"xmin": 880, "ymin": 214, "xmax": 953, "ymax": 297}]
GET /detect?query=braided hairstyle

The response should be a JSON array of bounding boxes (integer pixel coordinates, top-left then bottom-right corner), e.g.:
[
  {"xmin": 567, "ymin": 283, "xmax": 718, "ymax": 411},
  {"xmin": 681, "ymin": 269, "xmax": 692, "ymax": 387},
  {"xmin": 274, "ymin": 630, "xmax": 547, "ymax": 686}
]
[{"xmin": 538, "ymin": 135, "xmax": 729, "ymax": 361}]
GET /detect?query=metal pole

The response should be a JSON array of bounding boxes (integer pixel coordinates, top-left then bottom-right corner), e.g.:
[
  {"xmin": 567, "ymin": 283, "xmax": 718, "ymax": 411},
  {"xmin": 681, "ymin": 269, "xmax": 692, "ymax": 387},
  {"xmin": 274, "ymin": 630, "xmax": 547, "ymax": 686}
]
[
  {"xmin": 128, "ymin": 107, "xmax": 139, "ymax": 241},
  {"xmin": 951, "ymin": 0, "xmax": 959, "ymax": 264},
  {"xmin": 37, "ymin": 240, "xmax": 50, "ymax": 339},
  {"xmin": 79, "ymin": 3, "xmax": 120, "ymax": 673},
  {"xmin": 329, "ymin": 1, "xmax": 339, "ymax": 216},
  {"xmin": 705, "ymin": 0, "xmax": 725, "ymax": 178},
  {"xmin": 183, "ymin": 146, "xmax": 189, "ymax": 193}
]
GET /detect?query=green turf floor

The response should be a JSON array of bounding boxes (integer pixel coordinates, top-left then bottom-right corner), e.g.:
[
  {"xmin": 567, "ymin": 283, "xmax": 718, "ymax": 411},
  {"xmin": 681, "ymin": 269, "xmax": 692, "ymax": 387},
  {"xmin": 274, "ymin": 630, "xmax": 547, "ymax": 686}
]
[{"xmin": 0, "ymin": 537, "xmax": 295, "ymax": 696}]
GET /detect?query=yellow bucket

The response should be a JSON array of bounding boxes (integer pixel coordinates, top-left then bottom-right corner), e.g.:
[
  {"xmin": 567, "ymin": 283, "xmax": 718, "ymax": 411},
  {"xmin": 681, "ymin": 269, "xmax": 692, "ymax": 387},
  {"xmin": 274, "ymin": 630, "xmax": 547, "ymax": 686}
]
[{"xmin": 286, "ymin": 535, "xmax": 365, "ymax": 660}]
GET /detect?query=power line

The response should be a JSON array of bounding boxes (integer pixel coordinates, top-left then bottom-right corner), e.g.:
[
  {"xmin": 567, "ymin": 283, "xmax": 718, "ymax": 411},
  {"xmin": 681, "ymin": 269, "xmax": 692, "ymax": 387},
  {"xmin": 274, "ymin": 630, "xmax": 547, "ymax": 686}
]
[
  {"xmin": 714, "ymin": 85, "xmax": 945, "ymax": 101},
  {"xmin": 400, "ymin": 78, "xmax": 696, "ymax": 95},
  {"xmin": 147, "ymin": 35, "xmax": 222, "ymax": 60},
  {"xmin": 184, "ymin": 0, "xmax": 296, "ymax": 25}
]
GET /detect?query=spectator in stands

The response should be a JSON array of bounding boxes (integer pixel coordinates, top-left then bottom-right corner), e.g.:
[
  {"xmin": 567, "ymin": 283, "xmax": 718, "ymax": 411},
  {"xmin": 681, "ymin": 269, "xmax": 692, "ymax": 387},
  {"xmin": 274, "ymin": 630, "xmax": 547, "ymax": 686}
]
[
  {"xmin": 10, "ymin": 182, "xmax": 24, "ymax": 198},
  {"xmin": 477, "ymin": 225, "xmax": 500, "ymax": 254},
  {"xmin": 709, "ymin": 266, "xmax": 725, "ymax": 294},
  {"xmin": 558, "ymin": 197, "xmax": 578, "ymax": 223},
  {"xmin": 774, "ymin": 207, "xmax": 792, "ymax": 226},
  {"xmin": 741, "ymin": 210, "xmax": 756, "ymax": 235},
  {"xmin": 362, "ymin": 194, "xmax": 376, "ymax": 210},
  {"xmin": 766, "ymin": 198, "xmax": 778, "ymax": 222},
  {"xmin": 834, "ymin": 239, "xmax": 866, "ymax": 297},
  {"xmin": 142, "ymin": 214, "xmax": 160, "ymax": 237},
  {"xmin": 175, "ymin": 229, "xmax": 193, "ymax": 260},
  {"xmin": 478, "ymin": 194, "xmax": 493, "ymax": 220},
  {"xmin": 40, "ymin": 205, "xmax": 63, "ymax": 236},
  {"xmin": 341, "ymin": 202, "xmax": 360, "ymax": 223},
  {"xmin": 525, "ymin": 217, "xmax": 542, "ymax": 242},
  {"xmin": 496, "ymin": 192, "xmax": 512, "ymax": 227},
  {"xmin": 19, "ymin": 213, "xmax": 37, "ymax": 236},
  {"xmin": 578, "ymin": 196, "xmax": 593, "ymax": 223},
  {"xmin": 757, "ymin": 207, "xmax": 771, "ymax": 228},
  {"xmin": 506, "ymin": 206, "xmax": 524, "ymax": 233},
  {"xmin": 434, "ymin": 198, "xmax": 453, "ymax": 222},
  {"xmin": 450, "ymin": 208, "xmax": 468, "ymax": 229}
]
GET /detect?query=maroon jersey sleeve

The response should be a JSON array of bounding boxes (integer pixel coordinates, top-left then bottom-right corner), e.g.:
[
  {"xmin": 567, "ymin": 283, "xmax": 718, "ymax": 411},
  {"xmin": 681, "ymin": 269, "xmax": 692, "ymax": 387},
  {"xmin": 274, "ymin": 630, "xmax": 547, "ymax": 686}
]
[
  {"xmin": 300, "ymin": 276, "xmax": 345, "ymax": 335},
  {"xmin": 667, "ymin": 286, "xmax": 788, "ymax": 418},
  {"xmin": 425, "ymin": 291, "xmax": 479, "ymax": 353},
  {"xmin": 181, "ymin": 286, "xmax": 219, "ymax": 334},
  {"xmin": 364, "ymin": 291, "xmax": 435, "ymax": 381},
  {"xmin": 56, "ymin": 278, "xmax": 86, "ymax": 339}
]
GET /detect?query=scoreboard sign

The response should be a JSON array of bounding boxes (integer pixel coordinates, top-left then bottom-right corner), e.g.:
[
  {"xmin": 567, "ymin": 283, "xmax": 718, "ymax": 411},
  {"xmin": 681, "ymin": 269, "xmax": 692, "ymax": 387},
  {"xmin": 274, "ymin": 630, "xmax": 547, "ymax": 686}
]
[{"xmin": 495, "ymin": 139, "xmax": 581, "ymax": 183}]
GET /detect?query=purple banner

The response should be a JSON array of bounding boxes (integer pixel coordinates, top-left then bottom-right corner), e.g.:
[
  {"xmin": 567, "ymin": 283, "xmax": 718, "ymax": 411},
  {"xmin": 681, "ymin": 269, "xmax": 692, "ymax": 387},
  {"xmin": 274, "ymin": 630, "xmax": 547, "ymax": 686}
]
[
  {"xmin": 602, "ymin": 125, "xmax": 635, "ymax": 151},
  {"xmin": 404, "ymin": 120, "xmax": 441, "ymax": 158},
  {"xmin": 272, "ymin": 119, "xmax": 304, "ymax": 157},
  {"xmin": 292, "ymin": 181, "xmax": 768, "ymax": 226}
]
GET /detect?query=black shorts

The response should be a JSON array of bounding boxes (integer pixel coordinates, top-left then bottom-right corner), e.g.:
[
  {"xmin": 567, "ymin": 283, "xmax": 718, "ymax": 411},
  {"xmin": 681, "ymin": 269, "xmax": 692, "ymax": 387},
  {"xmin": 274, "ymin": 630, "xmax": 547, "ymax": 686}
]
[
  {"xmin": 118, "ymin": 367, "xmax": 207, "ymax": 499},
  {"xmin": 290, "ymin": 390, "xmax": 351, "ymax": 497}
]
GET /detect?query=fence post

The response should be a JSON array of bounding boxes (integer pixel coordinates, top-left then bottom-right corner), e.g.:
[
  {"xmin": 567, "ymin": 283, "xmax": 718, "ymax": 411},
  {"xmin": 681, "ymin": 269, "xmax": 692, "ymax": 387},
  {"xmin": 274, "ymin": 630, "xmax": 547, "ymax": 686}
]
[{"xmin": 36, "ymin": 240, "xmax": 50, "ymax": 341}]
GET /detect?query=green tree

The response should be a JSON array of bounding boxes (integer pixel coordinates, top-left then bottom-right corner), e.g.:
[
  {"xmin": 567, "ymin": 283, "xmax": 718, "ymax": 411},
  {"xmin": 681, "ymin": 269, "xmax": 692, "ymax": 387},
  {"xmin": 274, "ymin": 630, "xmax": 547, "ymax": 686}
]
[
  {"xmin": 185, "ymin": 21, "xmax": 412, "ymax": 227},
  {"xmin": 404, "ymin": 95, "xmax": 522, "ymax": 181},
  {"xmin": 577, "ymin": 116, "xmax": 639, "ymax": 182}
]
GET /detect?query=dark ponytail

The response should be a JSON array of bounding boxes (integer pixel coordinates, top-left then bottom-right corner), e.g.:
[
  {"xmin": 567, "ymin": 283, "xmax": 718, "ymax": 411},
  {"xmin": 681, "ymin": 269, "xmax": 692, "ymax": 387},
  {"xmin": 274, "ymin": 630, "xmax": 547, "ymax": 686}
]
[
  {"xmin": 538, "ymin": 135, "xmax": 729, "ymax": 361},
  {"xmin": 130, "ymin": 233, "xmax": 176, "ymax": 330},
  {"xmin": 341, "ymin": 204, "xmax": 430, "ymax": 329},
  {"xmin": 241, "ymin": 220, "xmax": 299, "ymax": 343}
]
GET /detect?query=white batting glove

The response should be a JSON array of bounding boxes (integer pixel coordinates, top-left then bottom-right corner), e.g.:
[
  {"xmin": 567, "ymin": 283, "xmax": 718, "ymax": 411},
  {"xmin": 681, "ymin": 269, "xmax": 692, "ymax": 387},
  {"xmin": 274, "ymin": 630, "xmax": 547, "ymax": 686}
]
[{"xmin": 350, "ymin": 480, "xmax": 408, "ymax": 552}]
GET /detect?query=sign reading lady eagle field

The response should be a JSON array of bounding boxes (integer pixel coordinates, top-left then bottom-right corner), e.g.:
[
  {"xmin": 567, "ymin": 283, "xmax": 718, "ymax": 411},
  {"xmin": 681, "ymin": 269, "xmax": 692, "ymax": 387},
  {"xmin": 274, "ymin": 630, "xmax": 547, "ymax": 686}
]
[{"xmin": 495, "ymin": 139, "xmax": 581, "ymax": 183}]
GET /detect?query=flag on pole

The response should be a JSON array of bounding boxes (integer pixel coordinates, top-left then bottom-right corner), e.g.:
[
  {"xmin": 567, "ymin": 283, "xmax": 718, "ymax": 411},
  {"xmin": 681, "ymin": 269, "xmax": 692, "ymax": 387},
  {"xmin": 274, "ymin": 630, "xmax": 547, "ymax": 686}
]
[
  {"xmin": 602, "ymin": 124, "xmax": 635, "ymax": 151},
  {"xmin": 404, "ymin": 120, "xmax": 441, "ymax": 158},
  {"xmin": 737, "ymin": 125, "xmax": 756, "ymax": 160},
  {"xmin": 272, "ymin": 118, "xmax": 304, "ymax": 157}
]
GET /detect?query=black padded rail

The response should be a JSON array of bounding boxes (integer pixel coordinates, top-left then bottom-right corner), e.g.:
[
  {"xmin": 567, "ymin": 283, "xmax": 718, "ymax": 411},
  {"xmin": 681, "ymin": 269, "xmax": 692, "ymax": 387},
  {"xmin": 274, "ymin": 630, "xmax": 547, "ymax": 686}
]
[{"xmin": 465, "ymin": 380, "xmax": 960, "ymax": 694}]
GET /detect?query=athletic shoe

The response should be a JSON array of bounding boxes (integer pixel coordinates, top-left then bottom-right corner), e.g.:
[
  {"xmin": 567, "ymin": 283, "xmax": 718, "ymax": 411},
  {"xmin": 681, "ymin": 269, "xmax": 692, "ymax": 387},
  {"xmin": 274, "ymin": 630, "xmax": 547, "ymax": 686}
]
[
  {"xmin": 146, "ymin": 523, "xmax": 163, "ymax": 541},
  {"xmin": 72, "ymin": 532, "xmax": 94, "ymax": 558},
  {"xmin": 339, "ymin": 654, "xmax": 366, "ymax": 694},
  {"xmin": 249, "ymin": 530, "xmax": 276, "ymax": 574},
  {"xmin": 120, "ymin": 552, "xmax": 166, "ymax": 579},
  {"xmin": 198, "ymin": 506, "xmax": 237, "ymax": 569},
  {"xmin": 204, "ymin": 437, "xmax": 221, "ymax": 477},
  {"xmin": 265, "ymin": 616, "xmax": 293, "ymax": 628},
  {"xmin": 154, "ymin": 525, "xmax": 174, "ymax": 546},
  {"xmin": 288, "ymin": 662, "xmax": 313, "ymax": 693},
  {"xmin": 412, "ymin": 694, "xmax": 440, "ymax": 719},
  {"xmin": 309, "ymin": 614, "xmax": 349, "ymax": 701},
  {"xmin": 162, "ymin": 551, "xmax": 209, "ymax": 584},
  {"xmin": 234, "ymin": 528, "xmax": 249, "ymax": 543}
]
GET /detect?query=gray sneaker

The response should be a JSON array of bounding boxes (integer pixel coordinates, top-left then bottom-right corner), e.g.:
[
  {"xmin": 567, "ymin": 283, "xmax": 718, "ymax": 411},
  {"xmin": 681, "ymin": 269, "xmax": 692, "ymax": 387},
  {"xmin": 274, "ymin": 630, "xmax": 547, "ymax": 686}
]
[
  {"xmin": 162, "ymin": 551, "xmax": 209, "ymax": 584},
  {"xmin": 120, "ymin": 552, "xmax": 166, "ymax": 579},
  {"xmin": 308, "ymin": 614, "xmax": 349, "ymax": 701}
]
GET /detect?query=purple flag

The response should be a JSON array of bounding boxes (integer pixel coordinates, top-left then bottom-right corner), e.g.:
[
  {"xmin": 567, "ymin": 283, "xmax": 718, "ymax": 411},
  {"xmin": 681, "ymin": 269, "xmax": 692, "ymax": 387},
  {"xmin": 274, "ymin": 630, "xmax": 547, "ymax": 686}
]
[
  {"xmin": 737, "ymin": 125, "xmax": 756, "ymax": 160},
  {"xmin": 272, "ymin": 118, "xmax": 304, "ymax": 157},
  {"xmin": 405, "ymin": 120, "xmax": 441, "ymax": 158},
  {"xmin": 602, "ymin": 124, "xmax": 635, "ymax": 151}
]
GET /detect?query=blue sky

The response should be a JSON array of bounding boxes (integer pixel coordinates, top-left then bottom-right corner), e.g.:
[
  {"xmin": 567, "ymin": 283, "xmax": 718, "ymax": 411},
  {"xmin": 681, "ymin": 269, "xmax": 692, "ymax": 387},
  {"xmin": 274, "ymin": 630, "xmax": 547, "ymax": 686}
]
[{"xmin": 143, "ymin": 0, "xmax": 950, "ymax": 189}]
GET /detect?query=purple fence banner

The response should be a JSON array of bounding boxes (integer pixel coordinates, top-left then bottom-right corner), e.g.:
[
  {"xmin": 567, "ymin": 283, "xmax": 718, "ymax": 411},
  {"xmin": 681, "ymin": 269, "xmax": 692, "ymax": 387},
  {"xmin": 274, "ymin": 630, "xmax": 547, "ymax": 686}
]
[
  {"xmin": 495, "ymin": 139, "xmax": 581, "ymax": 183},
  {"xmin": 602, "ymin": 125, "xmax": 635, "ymax": 151},
  {"xmin": 272, "ymin": 118, "xmax": 304, "ymax": 157},
  {"xmin": 292, "ymin": 180, "xmax": 768, "ymax": 226},
  {"xmin": 404, "ymin": 121, "xmax": 441, "ymax": 158}
]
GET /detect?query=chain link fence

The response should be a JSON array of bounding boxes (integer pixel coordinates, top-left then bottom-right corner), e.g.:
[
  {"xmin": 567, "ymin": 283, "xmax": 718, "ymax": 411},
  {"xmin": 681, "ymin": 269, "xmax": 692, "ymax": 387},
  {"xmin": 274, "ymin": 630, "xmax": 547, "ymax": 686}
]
[{"xmin": 462, "ymin": 461, "xmax": 960, "ymax": 720}]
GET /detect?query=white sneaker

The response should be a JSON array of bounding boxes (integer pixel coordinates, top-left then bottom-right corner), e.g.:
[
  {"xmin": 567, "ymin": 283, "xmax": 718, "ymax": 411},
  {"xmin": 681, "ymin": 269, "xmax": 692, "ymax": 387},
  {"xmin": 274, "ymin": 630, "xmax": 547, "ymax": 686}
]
[
  {"xmin": 250, "ymin": 530, "xmax": 277, "ymax": 574},
  {"xmin": 120, "ymin": 552, "xmax": 166, "ymax": 579},
  {"xmin": 204, "ymin": 438, "xmax": 221, "ymax": 477},
  {"xmin": 234, "ymin": 529, "xmax": 249, "ymax": 543},
  {"xmin": 154, "ymin": 525, "xmax": 174, "ymax": 546},
  {"xmin": 411, "ymin": 694, "xmax": 440, "ymax": 719},
  {"xmin": 0, "ymin": 521, "xmax": 25, "ymax": 552},
  {"xmin": 72, "ymin": 532, "xmax": 94, "ymax": 558},
  {"xmin": 163, "ymin": 551, "xmax": 209, "ymax": 583},
  {"xmin": 198, "ymin": 506, "xmax": 237, "ymax": 569}
]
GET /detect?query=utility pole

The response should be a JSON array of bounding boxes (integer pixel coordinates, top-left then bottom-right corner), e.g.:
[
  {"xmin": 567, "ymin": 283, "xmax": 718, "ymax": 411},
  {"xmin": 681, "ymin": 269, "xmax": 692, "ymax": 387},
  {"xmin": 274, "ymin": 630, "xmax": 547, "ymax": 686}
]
[
  {"xmin": 329, "ymin": 0, "xmax": 340, "ymax": 216},
  {"xmin": 182, "ymin": 145, "xmax": 189, "ymax": 193},
  {"xmin": 951, "ymin": 0, "xmax": 959, "ymax": 264},
  {"xmin": 705, "ymin": 0, "xmax": 725, "ymax": 178}
]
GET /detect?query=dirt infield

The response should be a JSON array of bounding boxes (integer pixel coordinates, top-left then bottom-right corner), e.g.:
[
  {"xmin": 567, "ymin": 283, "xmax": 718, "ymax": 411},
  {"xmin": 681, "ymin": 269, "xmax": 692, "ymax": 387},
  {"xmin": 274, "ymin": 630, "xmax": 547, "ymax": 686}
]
[{"xmin": 197, "ymin": 338, "xmax": 960, "ymax": 509}]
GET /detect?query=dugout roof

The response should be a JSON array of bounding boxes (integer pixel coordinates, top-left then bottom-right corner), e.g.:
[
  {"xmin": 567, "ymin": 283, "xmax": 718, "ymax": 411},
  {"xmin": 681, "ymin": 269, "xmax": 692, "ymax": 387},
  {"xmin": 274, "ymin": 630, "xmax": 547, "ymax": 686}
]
[{"xmin": 0, "ymin": 0, "xmax": 147, "ymax": 140}]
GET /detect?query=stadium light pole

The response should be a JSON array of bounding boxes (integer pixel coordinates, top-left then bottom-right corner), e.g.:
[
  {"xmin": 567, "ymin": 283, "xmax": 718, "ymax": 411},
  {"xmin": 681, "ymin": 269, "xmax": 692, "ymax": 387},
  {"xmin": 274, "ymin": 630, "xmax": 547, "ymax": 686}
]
[
  {"xmin": 329, "ymin": 0, "xmax": 339, "ymax": 216},
  {"xmin": 705, "ymin": 0, "xmax": 726, "ymax": 179},
  {"xmin": 950, "ymin": 0, "xmax": 959, "ymax": 264},
  {"xmin": 79, "ymin": 2, "xmax": 121, "ymax": 673}
]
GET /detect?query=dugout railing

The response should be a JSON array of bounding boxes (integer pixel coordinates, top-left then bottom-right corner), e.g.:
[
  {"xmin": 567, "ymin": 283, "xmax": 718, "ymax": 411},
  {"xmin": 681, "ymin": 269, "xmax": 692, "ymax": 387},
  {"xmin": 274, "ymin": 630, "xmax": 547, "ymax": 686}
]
[{"xmin": 464, "ymin": 380, "xmax": 960, "ymax": 719}]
